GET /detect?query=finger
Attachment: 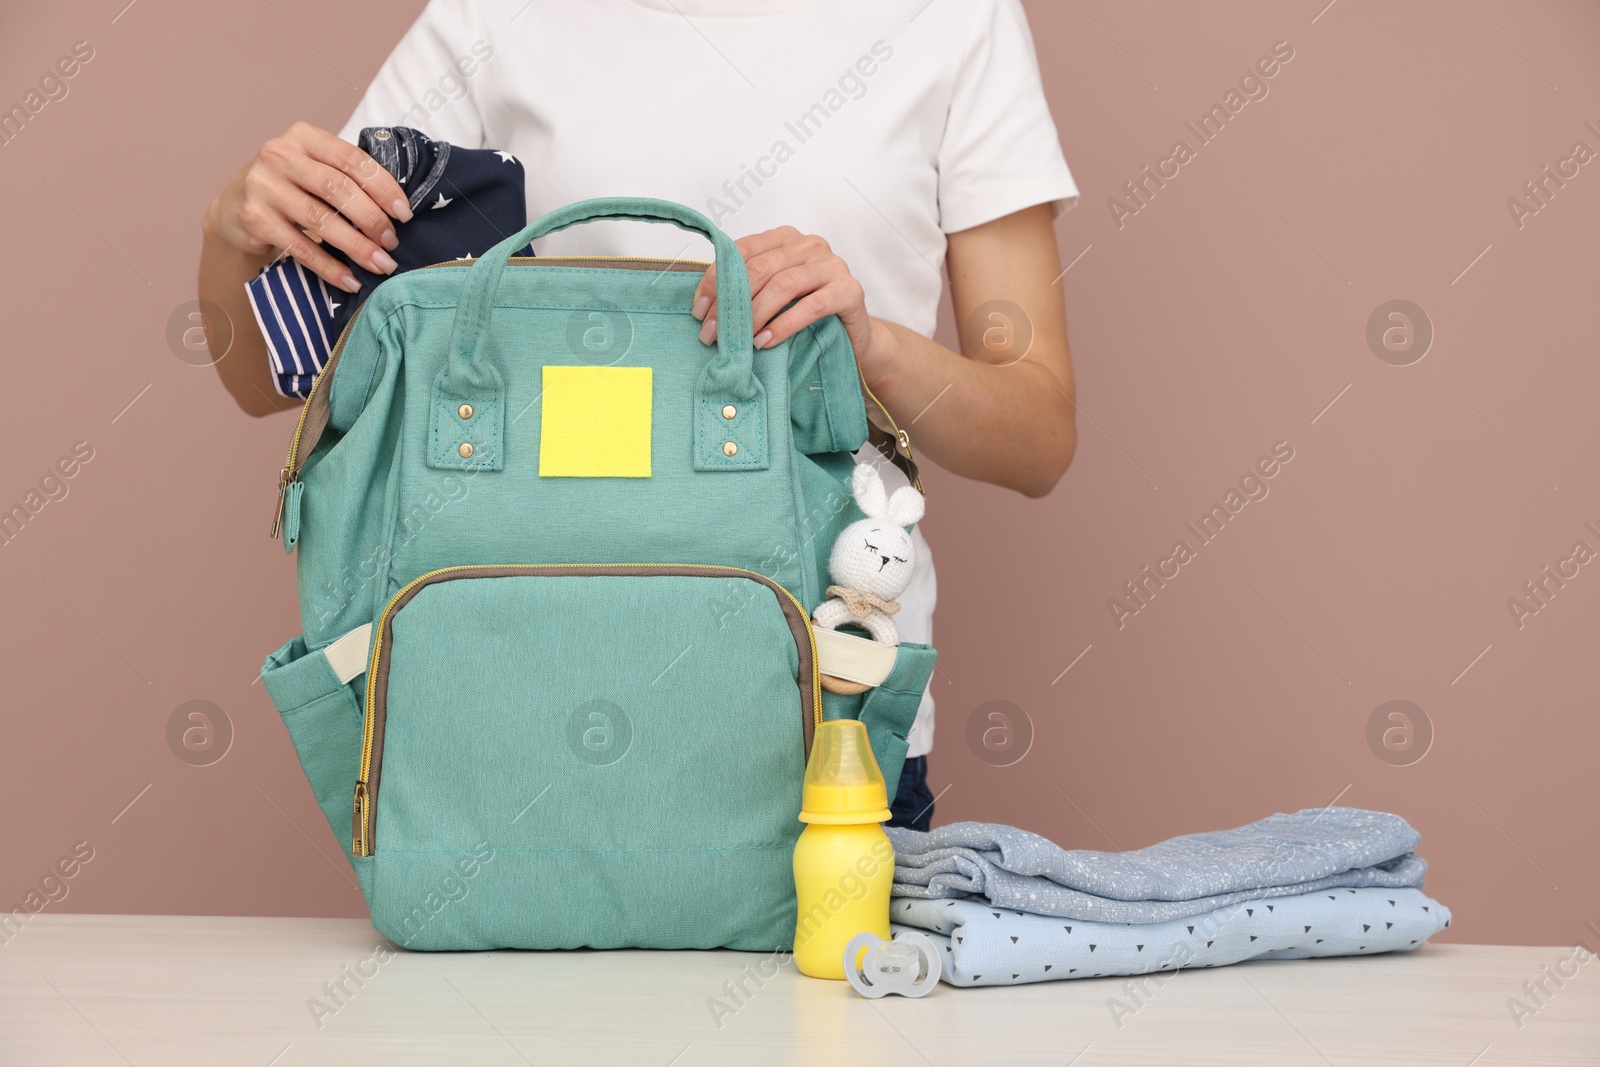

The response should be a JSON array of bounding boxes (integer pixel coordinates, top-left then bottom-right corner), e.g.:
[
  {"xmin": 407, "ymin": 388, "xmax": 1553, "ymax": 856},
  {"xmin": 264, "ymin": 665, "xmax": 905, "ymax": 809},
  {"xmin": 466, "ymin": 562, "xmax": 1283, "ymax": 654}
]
[
  {"xmin": 293, "ymin": 122, "xmax": 413, "ymax": 224},
  {"xmin": 299, "ymin": 157, "xmax": 401, "ymax": 251},
  {"xmin": 732, "ymin": 227, "xmax": 797, "ymax": 260},
  {"xmin": 692, "ymin": 264, "xmax": 715, "ymax": 321},
  {"xmin": 742, "ymin": 243, "xmax": 819, "ymax": 302},
  {"xmin": 260, "ymin": 217, "xmax": 361, "ymax": 293},
  {"xmin": 268, "ymin": 175, "xmax": 397, "ymax": 276},
  {"xmin": 733, "ymin": 230, "xmax": 808, "ymax": 290},
  {"xmin": 693, "ymin": 227, "xmax": 799, "ymax": 318},
  {"xmin": 696, "ymin": 272, "xmax": 719, "ymax": 343},
  {"xmin": 264, "ymin": 127, "xmax": 400, "ymax": 251},
  {"xmin": 759, "ymin": 279, "xmax": 863, "ymax": 350},
  {"xmin": 749, "ymin": 260, "xmax": 835, "ymax": 338}
]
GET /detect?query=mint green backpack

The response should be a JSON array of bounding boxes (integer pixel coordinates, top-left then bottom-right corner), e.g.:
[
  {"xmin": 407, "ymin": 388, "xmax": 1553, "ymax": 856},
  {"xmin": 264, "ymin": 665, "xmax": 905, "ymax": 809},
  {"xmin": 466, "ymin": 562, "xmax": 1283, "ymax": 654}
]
[{"xmin": 260, "ymin": 198, "xmax": 937, "ymax": 951}]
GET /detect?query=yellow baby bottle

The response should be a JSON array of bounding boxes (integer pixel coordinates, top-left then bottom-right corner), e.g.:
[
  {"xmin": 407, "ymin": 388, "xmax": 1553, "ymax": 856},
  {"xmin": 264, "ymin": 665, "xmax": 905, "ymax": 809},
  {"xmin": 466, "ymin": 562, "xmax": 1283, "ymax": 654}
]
[{"xmin": 792, "ymin": 719, "xmax": 896, "ymax": 979}]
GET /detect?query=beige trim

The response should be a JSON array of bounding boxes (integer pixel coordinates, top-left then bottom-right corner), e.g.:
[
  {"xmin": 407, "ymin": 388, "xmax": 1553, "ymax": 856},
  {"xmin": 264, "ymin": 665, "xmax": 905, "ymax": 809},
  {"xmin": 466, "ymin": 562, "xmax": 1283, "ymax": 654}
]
[
  {"xmin": 324, "ymin": 623, "xmax": 373, "ymax": 685},
  {"xmin": 813, "ymin": 627, "xmax": 898, "ymax": 688}
]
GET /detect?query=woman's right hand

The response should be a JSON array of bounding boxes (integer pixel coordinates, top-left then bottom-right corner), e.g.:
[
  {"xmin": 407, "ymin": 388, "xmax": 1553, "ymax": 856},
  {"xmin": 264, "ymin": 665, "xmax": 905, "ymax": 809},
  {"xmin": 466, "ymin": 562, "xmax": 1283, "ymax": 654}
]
[{"xmin": 203, "ymin": 121, "xmax": 412, "ymax": 294}]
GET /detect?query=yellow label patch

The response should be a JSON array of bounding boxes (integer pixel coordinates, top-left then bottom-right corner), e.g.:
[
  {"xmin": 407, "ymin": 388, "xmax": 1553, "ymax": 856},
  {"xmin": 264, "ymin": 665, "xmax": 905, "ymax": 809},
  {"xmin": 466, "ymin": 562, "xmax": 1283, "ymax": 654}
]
[{"xmin": 539, "ymin": 365, "xmax": 653, "ymax": 477}]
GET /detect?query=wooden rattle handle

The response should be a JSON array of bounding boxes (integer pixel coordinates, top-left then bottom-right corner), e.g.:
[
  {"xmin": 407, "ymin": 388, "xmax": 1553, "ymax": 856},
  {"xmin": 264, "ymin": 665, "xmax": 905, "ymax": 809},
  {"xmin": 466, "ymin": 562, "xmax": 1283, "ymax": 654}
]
[{"xmin": 821, "ymin": 674, "xmax": 871, "ymax": 696}]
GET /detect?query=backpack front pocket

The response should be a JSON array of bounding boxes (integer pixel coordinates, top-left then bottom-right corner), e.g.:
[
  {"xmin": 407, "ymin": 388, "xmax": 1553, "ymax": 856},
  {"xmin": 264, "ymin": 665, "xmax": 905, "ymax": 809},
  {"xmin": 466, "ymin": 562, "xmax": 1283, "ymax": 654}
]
[{"xmin": 357, "ymin": 564, "xmax": 818, "ymax": 950}]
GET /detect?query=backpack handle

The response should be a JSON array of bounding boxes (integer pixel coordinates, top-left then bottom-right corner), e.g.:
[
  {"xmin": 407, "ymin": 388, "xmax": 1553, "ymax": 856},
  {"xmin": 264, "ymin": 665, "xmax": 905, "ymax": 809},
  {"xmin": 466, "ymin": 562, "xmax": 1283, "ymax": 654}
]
[{"xmin": 430, "ymin": 197, "xmax": 767, "ymax": 473}]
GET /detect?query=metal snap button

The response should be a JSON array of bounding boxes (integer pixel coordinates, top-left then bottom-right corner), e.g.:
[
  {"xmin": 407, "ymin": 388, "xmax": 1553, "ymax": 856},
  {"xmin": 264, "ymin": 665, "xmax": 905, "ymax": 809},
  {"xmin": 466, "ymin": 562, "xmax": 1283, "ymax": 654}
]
[{"xmin": 458, "ymin": 442, "xmax": 474, "ymax": 458}]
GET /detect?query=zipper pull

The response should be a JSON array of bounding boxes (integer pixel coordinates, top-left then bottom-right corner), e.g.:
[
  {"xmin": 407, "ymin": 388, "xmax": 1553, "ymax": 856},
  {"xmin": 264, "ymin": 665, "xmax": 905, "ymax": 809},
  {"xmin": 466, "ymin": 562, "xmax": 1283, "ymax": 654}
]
[
  {"xmin": 269, "ymin": 466, "xmax": 291, "ymax": 539},
  {"xmin": 280, "ymin": 480, "xmax": 304, "ymax": 554},
  {"xmin": 351, "ymin": 782, "xmax": 370, "ymax": 856}
]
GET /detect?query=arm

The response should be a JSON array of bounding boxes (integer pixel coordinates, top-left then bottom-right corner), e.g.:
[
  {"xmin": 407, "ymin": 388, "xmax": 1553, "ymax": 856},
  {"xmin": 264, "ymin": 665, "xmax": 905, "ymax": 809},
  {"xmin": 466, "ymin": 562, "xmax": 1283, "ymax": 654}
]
[
  {"xmin": 690, "ymin": 203, "xmax": 1077, "ymax": 497},
  {"xmin": 199, "ymin": 122, "xmax": 411, "ymax": 417},
  {"xmin": 198, "ymin": 215, "xmax": 293, "ymax": 417},
  {"xmin": 863, "ymin": 204, "xmax": 1075, "ymax": 497}
]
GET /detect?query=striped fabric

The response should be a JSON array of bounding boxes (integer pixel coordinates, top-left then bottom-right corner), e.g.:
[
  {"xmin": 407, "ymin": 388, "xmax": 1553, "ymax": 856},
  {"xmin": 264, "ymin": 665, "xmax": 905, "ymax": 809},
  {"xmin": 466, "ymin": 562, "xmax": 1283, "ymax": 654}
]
[{"xmin": 245, "ymin": 256, "xmax": 342, "ymax": 398}]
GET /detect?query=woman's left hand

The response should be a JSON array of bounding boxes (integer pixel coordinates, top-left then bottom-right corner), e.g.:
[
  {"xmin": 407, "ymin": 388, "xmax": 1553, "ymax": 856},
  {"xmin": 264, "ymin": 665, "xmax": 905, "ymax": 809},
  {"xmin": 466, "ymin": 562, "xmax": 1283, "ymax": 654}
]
[{"xmin": 690, "ymin": 226, "xmax": 889, "ymax": 373}]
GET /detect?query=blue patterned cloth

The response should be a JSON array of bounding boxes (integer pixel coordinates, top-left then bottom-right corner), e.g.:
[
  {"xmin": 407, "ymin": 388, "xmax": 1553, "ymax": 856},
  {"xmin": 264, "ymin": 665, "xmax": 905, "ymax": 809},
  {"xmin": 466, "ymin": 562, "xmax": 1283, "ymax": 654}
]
[
  {"xmin": 892, "ymin": 886, "xmax": 1451, "ymax": 987},
  {"xmin": 886, "ymin": 808, "xmax": 1426, "ymax": 924},
  {"xmin": 246, "ymin": 126, "xmax": 532, "ymax": 398}
]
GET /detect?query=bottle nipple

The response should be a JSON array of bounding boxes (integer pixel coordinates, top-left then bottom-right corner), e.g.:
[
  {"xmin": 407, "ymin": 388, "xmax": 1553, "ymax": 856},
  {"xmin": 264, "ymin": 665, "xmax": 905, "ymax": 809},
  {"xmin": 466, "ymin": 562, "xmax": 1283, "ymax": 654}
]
[{"xmin": 799, "ymin": 720, "xmax": 891, "ymax": 824}]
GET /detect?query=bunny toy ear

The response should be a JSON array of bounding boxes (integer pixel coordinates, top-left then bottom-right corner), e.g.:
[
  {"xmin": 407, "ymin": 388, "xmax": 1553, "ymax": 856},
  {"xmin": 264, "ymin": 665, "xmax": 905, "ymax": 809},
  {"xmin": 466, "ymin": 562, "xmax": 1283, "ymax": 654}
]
[
  {"xmin": 885, "ymin": 486, "xmax": 925, "ymax": 527},
  {"xmin": 851, "ymin": 463, "xmax": 889, "ymax": 518}
]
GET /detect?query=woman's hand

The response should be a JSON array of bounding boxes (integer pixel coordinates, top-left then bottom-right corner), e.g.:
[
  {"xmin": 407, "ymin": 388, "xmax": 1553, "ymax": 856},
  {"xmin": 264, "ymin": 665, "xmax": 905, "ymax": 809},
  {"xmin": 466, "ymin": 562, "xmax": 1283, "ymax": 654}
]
[
  {"xmin": 686, "ymin": 207, "xmax": 1076, "ymax": 497},
  {"xmin": 203, "ymin": 121, "xmax": 412, "ymax": 294},
  {"xmin": 690, "ymin": 226, "xmax": 895, "ymax": 376}
]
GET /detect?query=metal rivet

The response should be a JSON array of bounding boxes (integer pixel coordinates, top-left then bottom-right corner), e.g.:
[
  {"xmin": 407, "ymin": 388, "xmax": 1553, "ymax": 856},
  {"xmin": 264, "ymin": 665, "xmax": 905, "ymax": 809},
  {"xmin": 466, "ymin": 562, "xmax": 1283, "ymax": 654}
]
[
  {"xmin": 722, "ymin": 404, "xmax": 737, "ymax": 420},
  {"xmin": 458, "ymin": 403, "xmax": 474, "ymax": 420},
  {"xmin": 722, "ymin": 441, "xmax": 738, "ymax": 457},
  {"xmin": 458, "ymin": 442, "xmax": 474, "ymax": 459},
  {"xmin": 373, "ymin": 128, "xmax": 391, "ymax": 140}
]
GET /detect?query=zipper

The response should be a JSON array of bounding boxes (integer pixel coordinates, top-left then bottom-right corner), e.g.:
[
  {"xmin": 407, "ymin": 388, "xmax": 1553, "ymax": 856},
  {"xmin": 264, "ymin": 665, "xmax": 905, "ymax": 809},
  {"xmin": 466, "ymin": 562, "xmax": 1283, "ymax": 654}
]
[
  {"xmin": 270, "ymin": 256, "xmax": 713, "ymax": 538},
  {"xmin": 425, "ymin": 255, "xmax": 711, "ymax": 269},
  {"xmin": 350, "ymin": 562, "xmax": 820, "ymax": 857},
  {"xmin": 271, "ymin": 316, "xmax": 355, "ymax": 537},
  {"xmin": 857, "ymin": 373, "xmax": 921, "ymax": 493}
]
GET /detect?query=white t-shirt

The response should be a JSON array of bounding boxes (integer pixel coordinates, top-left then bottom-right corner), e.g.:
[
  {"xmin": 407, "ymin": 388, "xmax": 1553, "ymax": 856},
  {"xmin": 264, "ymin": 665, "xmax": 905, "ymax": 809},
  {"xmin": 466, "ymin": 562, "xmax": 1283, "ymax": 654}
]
[{"xmin": 337, "ymin": 0, "xmax": 1078, "ymax": 757}]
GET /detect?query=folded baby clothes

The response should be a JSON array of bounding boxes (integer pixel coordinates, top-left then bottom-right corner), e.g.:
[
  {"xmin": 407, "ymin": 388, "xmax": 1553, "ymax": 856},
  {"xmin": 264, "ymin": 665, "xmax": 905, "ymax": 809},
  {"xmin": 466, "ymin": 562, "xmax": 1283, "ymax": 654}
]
[
  {"xmin": 891, "ymin": 886, "xmax": 1452, "ymax": 987},
  {"xmin": 247, "ymin": 125, "xmax": 534, "ymax": 398},
  {"xmin": 886, "ymin": 808, "xmax": 1427, "ymax": 924}
]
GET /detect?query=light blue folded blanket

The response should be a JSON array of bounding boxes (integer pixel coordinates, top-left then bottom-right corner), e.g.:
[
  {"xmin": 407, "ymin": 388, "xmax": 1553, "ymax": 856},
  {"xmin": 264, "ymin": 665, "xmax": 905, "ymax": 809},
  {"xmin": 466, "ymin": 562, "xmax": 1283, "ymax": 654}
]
[
  {"xmin": 892, "ymin": 886, "xmax": 1451, "ymax": 987},
  {"xmin": 886, "ymin": 808, "xmax": 1427, "ymax": 924}
]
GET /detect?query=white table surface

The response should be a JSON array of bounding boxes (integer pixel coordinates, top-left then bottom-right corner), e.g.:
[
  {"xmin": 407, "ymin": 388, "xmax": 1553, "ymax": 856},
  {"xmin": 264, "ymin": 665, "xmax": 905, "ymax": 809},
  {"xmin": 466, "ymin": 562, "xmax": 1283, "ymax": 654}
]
[{"xmin": 2, "ymin": 915, "xmax": 1596, "ymax": 1065}]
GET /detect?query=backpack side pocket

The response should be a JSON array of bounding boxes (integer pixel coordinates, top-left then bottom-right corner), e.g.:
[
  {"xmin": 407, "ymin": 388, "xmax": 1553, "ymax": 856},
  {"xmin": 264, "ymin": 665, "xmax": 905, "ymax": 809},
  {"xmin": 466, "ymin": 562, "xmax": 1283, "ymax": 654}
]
[
  {"xmin": 261, "ymin": 635, "xmax": 370, "ymax": 895},
  {"xmin": 788, "ymin": 315, "xmax": 868, "ymax": 458},
  {"xmin": 853, "ymin": 641, "xmax": 937, "ymax": 798}
]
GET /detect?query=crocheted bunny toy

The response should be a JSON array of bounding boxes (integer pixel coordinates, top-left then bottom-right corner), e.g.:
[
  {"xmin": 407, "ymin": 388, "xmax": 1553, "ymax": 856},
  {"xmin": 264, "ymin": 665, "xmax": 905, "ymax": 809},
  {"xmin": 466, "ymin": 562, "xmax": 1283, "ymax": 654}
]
[{"xmin": 813, "ymin": 463, "xmax": 925, "ymax": 650}]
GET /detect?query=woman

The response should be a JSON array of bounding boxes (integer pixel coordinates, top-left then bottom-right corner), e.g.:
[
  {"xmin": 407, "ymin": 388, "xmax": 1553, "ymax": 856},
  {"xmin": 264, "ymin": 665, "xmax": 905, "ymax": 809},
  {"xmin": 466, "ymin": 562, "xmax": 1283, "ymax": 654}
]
[{"xmin": 199, "ymin": 0, "xmax": 1079, "ymax": 830}]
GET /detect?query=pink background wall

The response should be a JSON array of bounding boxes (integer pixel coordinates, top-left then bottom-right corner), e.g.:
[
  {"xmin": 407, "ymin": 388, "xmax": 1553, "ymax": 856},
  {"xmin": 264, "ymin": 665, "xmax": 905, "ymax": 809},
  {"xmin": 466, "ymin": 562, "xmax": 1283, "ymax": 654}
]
[{"xmin": 1, "ymin": 1, "xmax": 1594, "ymax": 947}]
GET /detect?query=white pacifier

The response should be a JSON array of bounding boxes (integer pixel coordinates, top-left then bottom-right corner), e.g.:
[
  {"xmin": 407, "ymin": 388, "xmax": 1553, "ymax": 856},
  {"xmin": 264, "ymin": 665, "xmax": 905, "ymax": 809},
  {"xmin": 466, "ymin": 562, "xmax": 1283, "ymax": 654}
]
[{"xmin": 843, "ymin": 931, "xmax": 942, "ymax": 998}]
